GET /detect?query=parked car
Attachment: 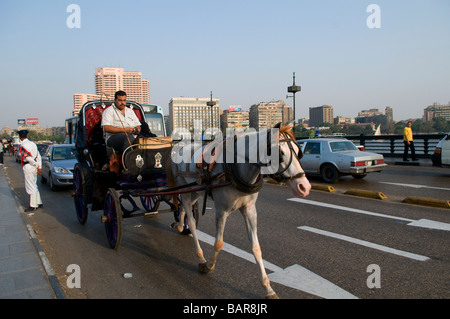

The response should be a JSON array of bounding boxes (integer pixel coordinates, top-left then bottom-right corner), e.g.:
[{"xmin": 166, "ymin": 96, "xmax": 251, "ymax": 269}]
[
  {"xmin": 41, "ymin": 144, "xmax": 78, "ymax": 190},
  {"xmin": 431, "ymin": 133, "xmax": 450, "ymax": 167},
  {"xmin": 36, "ymin": 143, "xmax": 50, "ymax": 156},
  {"xmin": 14, "ymin": 143, "xmax": 21, "ymax": 162},
  {"xmin": 296, "ymin": 138, "xmax": 387, "ymax": 183}
]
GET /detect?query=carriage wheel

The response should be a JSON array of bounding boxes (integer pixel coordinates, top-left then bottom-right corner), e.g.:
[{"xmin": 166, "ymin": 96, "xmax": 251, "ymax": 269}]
[
  {"xmin": 173, "ymin": 195, "xmax": 199, "ymax": 235},
  {"xmin": 103, "ymin": 188, "xmax": 123, "ymax": 250},
  {"xmin": 73, "ymin": 163, "xmax": 90, "ymax": 225},
  {"xmin": 140, "ymin": 195, "xmax": 160, "ymax": 212}
]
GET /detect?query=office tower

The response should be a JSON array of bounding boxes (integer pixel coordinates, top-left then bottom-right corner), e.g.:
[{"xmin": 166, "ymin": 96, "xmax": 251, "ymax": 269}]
[
  {"xmin": 94, "ymin": 67, "xmax": 150, "ymax": 103},
  {"xmin": 423, "ymin": 103, "xmax": 450, "ymax": 121},
  {"xmin": 72, "ymin": 93, "xmax": 102, "ymax": 116},
  {"xmin": 249, "ymin": 100, "xmax": 285, "ymax": 130},
  {"xmin": 309, "ymin": 105, "xmax": 334, "ymax": 127},
  {"xmin": 221, "ymin": 106, "xmax": 249, "ymax": 132},
  {"xmin": 168, "ymin": 97, "xmax": 220, "ymax": 135}
]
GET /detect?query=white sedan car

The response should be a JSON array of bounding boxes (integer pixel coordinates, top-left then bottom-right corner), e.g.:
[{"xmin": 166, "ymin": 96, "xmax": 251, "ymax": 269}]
[
  {"xmin": 431, "ymin": 132, "xmax": 450, "ymax": 168},
  {"xmin": 297, "ymin": 138, "xmax": 387, "ymax": 183}
]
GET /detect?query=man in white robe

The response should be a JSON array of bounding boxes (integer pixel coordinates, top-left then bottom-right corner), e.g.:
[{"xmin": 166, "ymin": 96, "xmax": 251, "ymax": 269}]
[{"xmin": 19, "ymin": 130, "xmax": 43, "ymax": 212}]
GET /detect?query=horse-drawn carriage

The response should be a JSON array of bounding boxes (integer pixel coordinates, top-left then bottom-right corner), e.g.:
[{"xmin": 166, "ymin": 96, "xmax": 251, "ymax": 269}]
[
  {"xmin": 73, "ymin": 99, "xmax": 312, "ymax": 298},
  {"xmin": 73, "ymin": 100, "xmax": 197, "ymax": 249}
]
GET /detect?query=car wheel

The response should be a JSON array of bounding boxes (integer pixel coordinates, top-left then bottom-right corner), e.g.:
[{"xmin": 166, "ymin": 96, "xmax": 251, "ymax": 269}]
[
  {"xmin": 49, "ymin": 173, "xmax": 57, "ymax": 191},
  {"xmin": 321, "ymin": 164, "xmax": 340, "ymax": 183},
  {"xmin": 41, "ymin": 175, "xmax": 47, "ymax": 184}
]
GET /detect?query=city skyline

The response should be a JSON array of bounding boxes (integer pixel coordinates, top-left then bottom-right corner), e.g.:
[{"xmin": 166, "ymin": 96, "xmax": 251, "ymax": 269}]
[{"xmin": 1, "ymin": 1, "xmax": 449, "ymax": 129}]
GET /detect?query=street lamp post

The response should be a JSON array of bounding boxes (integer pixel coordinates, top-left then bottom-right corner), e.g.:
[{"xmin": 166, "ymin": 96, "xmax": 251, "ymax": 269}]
[
  {"xmin": 287, "ymin": 72, "xmax": 301, "ymax": 136},
  {"xmin": 207, "ymin": 91, "xmax": 216, "ymax": 139}
]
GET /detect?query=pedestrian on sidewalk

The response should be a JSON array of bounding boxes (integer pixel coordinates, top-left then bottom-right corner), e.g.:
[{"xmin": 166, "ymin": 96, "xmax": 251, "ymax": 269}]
[
  {"xmin": 19, "ymin": 130, "xmax": 43, "ymax": 212},
  {"xmin": 403, "ymin": 121, "xmax": 416, "ymax": 162}
]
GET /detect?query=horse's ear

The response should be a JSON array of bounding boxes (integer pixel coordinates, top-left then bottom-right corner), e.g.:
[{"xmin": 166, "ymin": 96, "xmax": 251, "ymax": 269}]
[{"xmin": 274, "ymin": 122, "xmax": 282, "ymax": 129}]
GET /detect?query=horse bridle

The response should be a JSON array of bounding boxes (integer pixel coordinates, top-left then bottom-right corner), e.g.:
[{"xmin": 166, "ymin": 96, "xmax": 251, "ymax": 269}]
[{"xmin": 269, "ymin": 132, "xmax": 305, "ymax": 183}]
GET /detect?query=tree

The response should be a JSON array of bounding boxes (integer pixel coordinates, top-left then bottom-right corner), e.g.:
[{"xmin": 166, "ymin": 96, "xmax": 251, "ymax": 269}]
[{"xmin": 433, "ymin": 117, "xmax": 448, "ymax": 133}]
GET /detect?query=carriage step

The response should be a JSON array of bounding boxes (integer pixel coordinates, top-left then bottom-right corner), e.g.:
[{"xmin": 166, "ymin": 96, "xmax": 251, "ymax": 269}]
[{"xmin": 144, "ymin": 211, "xmax": 159, "ymax": 218}]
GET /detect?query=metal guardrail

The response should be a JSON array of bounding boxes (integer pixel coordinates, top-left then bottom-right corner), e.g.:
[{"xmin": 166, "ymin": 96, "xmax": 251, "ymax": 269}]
[{"xmin": 345, "ymin": 134, "xmax": 446, "ymax": 158}]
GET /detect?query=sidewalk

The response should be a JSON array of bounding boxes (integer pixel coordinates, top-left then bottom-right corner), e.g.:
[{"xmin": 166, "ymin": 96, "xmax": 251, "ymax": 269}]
[
  {"xmin": 0, "ymin": 163, "xmax": 61, "ymax": 299},
  {"xmin": 384, "ymin": 157, "xmax": 433, "ymax": 167}
]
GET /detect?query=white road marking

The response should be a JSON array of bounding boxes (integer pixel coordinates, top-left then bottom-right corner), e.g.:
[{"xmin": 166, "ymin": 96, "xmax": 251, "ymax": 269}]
[
  {"xmin": 288, "ymin": 198, "xmax": 450, "ymax": 231},
  {"xmin": 195, "ymin": 230, "xmax": 282, "ymax": 272},
  {"xmin": 267, "ymin": 264, "xmax": 358, "ymax": 299},
  {"xmin": 379, "ymin": 182, "xmax": 450, "ymax": 191},
  {"xmin": 298, "ymin": 226, "xmax": 430, "ymax": 262},
  {"xmin": 288, "ymin": 198, "xmax": 413, "ymax": 222},
  {"xmin": 195, "ymin": 230, "xmax": 358, "ymax": 299}
]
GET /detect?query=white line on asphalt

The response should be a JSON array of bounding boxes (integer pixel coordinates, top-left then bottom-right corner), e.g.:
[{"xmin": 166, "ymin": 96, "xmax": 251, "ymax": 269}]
[
  {"xmin": 287, "ymin": 198, "xmax": 414, "ymax": 222},
  {"xmin": 298, "ymin": 226, "xmax": 430, "ymax": 262},
  {"xmin": 195, "ymin": 230, "xmax": 358, "ymax": 299},
  {"xmin": 195, "ymin": 230, "xmax": 282, "ymax": 273},
  {"xmin": 288, "ymin": 198, "xmax": 450, "ymax": 231},
  {"xmin": 379, "ymin": 182, "xmax": 450, "ymax": 191}
]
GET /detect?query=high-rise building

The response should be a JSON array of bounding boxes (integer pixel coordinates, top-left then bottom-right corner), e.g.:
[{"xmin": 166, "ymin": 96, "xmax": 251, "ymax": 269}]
[
  {"xmin": 385, "ymin": 106, "xmax": 393, "ymax": 123},
  {"xmin": 168, "ymin": 97, "xmax": 220, "ymax": 136},
  {"xmin": 282, "ymin": 105, "xmax": 294, "ymax": 124},
  {"xmin": 220, "ymin": 106, "xmax": 249, "ymax": 132},
  {"xmin": 249, "ymin": 100, "xmax": 286, "ymax": 130},
  {"xmin": 73, "ymin": 67, "xmax": 150, "ymax": 116},
  {"xmin": 72, "ymin": 93, "xmax": 102, "ymax": 116},
  {"xmin": 95, "ymin": 67, "xmax": 150, "ymax": 103},
  {"xmin": 309, "ymin": 105, "xmax": 334, "ymax": 127},
  {"xmin": 423, "ymin": 103, "xmax": 450, "ymax": 122}
]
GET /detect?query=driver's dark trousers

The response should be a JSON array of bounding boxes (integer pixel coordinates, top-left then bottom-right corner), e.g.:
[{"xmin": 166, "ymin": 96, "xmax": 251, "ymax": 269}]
[{"xmin": 107, "ymin": 133, "xmax": 136, "ymax": 154}]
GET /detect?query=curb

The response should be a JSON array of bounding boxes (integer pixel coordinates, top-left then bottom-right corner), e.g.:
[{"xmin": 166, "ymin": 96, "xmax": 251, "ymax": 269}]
[
  {"xmin": 311, "ymin": 184, "xmax": 336, "ymax": 192},
  {"xmin": 267, "ymin": 180, "xmax": 449, "ymax": 209},
  {"xmin": 344, "ymin": 189, "xmax": 387, "ymax": 200},
  {"xmin": 402, "ymin": 197, "xmax": 450, "ymax": 209}
]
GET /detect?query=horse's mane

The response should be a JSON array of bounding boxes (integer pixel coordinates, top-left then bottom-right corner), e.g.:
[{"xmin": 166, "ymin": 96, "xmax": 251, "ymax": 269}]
[{"xmin": 279, "ymin": 124, "xmax": 295, "ymax": 140}]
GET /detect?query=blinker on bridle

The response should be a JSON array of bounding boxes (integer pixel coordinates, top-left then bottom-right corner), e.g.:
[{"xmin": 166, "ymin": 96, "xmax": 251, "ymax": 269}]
[{"xmin": 269, "ymin": 132, "xmax": 305, "ymax": 183}]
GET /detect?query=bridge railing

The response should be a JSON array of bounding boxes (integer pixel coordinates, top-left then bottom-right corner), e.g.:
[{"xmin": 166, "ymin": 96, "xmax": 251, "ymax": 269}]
[{"xmin": 344, "ymin": 134, "xmax": 446, "ymax": 158}]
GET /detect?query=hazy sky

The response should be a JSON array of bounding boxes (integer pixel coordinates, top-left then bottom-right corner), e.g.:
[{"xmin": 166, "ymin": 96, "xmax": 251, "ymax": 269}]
[{"xmin": 1, "ymin": 0, "xmax": 449, "ymax": 129}]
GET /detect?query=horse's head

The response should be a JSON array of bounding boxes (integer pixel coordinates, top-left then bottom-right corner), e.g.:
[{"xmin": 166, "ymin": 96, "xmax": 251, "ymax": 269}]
[{"xmin": 271, "ymin": 123, "xmax": 311, "ymax": 198}]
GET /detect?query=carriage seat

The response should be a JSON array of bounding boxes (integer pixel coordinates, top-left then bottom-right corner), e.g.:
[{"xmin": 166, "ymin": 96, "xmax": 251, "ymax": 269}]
[{"xmin": 84, "ymin": 104, "xmax": 144, "ymax": 170}]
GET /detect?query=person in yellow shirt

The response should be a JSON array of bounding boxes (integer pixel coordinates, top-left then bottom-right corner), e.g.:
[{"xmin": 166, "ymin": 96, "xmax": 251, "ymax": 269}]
[{"xmin": 403, "ymin": 121, "xmax": 416, "ymax": 161}]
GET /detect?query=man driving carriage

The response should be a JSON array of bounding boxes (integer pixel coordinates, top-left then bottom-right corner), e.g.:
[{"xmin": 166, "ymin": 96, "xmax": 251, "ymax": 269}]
[{"xmin": 101, "ymin": 90, "xmax": 143, "ymax": 153}]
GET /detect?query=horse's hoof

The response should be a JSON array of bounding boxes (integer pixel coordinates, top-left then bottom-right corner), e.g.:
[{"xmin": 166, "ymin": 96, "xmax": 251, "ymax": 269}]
[
  {"xmin": 198, "ymin": 262, "xmax": 215, "ymax": 274},
  {"xmin": 266, "ymin": 293, "xmax": 279, "ymax": 299},
  {"xmin": 170, "ymin": 222, "xmax": 184, "ymax": 233}
]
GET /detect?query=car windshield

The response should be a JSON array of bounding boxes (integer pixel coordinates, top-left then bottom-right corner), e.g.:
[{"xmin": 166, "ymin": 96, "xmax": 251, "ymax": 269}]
[
  {"xmin": 52, "ymin": 146, "xmax": 77, "ymax": 161},
  {"xmin": 330, "ymin": 141, "xmax": 358, "ymax": 152}
]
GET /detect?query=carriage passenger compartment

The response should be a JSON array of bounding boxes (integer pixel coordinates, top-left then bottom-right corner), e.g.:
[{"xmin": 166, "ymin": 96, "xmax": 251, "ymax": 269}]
[{"xmin": 82, "ymin": 102, "xmax": 146, "ymax": 171}]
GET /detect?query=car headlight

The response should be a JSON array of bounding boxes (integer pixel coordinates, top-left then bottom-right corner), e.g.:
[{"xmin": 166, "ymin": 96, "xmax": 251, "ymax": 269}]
[{"xmin": 53, "ymin": 166, "xmax": 70, "ymax": 174}]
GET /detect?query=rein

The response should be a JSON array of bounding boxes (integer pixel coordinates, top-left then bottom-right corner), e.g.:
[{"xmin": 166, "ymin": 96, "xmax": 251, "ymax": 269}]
[
  {"xmin": 171, "ymin": 127, "xmax": 305, "ymax": 215},
  {"xmin": 268, "ymin": 132, "xmax": 305, "ymax": 183}
]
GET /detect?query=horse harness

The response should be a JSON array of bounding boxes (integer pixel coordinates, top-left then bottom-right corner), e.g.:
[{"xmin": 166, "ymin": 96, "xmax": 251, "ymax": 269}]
[
  {"xmin": 172, "ymin": 130, "xmax": 305, "ymax": 216},
  {"xmin": 194, "ymin": 130, "xmax": 305, "ymax": 191},
  {"xmin": 268, "ymin": 131, "xmax": 305, "ymax": 183}
]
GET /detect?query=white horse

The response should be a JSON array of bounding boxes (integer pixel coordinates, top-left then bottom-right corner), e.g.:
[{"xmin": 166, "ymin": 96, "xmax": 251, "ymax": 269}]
[{"xmin": 169, "ymin": 124, "xmax": 311, "ymax": 299}]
